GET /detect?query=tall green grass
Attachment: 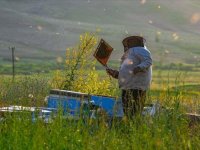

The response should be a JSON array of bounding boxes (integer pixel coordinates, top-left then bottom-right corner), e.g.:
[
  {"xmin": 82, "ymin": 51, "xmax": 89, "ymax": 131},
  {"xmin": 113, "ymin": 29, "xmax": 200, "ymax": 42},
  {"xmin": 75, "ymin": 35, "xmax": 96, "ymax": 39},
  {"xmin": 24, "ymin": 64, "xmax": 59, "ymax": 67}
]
[
  {"xmin": 0, "ymin": 68, "xmax": 200, "ymax": 149},
  {"xmin": 0, "ymin": 97, "xmax": 199, "ymax": 149}
]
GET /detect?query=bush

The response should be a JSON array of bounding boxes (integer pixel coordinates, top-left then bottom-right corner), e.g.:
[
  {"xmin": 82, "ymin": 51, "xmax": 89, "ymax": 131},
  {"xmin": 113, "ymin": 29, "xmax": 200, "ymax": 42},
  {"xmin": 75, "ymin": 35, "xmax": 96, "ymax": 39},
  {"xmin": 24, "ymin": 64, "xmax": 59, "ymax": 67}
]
[{"xmin": 51, "ymin": 32, "xmax": 117, "ymax": 97}]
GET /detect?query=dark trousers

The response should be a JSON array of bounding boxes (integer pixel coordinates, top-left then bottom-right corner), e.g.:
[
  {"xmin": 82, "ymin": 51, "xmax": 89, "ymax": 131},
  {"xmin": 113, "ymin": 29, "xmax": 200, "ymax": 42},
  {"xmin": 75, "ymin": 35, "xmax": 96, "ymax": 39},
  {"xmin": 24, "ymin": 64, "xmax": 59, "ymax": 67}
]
[{"xmin": 122, "ymin": 89, "xmax": 146, "ymax": 118}]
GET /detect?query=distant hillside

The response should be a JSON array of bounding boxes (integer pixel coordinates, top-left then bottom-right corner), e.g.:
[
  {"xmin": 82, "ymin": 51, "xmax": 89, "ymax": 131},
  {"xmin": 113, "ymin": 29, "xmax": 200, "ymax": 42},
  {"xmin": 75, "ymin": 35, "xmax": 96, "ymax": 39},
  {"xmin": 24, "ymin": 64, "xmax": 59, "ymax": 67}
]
[{"xmin": 0, "ymin": 0, "xmax": 200, "ymax": 65}]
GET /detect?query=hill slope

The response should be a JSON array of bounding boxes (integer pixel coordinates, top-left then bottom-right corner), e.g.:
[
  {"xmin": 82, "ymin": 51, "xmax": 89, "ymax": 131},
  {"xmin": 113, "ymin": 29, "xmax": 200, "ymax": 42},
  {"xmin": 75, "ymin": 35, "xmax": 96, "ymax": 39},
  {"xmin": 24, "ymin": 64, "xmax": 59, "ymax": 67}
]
[{"xmin": 0, "ymin": 0, "xmax": 200, "ymax": 65}]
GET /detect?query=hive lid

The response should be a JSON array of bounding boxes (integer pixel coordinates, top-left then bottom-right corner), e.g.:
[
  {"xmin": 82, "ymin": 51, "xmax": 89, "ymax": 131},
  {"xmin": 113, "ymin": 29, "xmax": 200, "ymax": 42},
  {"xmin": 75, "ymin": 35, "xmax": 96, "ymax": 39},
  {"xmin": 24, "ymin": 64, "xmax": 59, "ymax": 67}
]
[{"xmin": 49, "ymin": 89, "xmax": 90, "ymax": 99}]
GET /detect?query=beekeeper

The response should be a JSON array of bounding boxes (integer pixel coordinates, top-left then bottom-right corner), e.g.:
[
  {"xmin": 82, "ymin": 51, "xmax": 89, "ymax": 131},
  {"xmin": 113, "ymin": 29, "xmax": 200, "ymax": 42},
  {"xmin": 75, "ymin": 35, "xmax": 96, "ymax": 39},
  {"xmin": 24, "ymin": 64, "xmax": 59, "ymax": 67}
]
[{"xmin": 106, "ymin": 36, "xmax": 152, "ymax": 118}]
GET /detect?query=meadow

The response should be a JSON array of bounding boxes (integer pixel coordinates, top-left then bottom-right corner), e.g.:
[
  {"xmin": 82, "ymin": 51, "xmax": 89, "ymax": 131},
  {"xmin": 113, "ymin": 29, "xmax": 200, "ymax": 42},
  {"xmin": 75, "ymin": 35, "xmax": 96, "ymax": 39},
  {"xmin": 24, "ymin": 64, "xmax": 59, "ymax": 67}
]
[
  {"xmin": 0, "ymin": 33, "xmax": 199, "ymax": 150},
  {"xmin": 0, "ymin": 69, "xmax": 200, "ymax": 149}
]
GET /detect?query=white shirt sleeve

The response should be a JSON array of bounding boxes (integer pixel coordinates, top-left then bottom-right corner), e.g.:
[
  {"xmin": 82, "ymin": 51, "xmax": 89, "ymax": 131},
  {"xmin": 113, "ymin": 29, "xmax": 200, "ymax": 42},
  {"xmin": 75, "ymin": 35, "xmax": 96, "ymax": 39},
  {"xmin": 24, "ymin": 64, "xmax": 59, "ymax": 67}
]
[{"xmin": 134, "ymin": 47, "xmax": 152, "ymax": 71}]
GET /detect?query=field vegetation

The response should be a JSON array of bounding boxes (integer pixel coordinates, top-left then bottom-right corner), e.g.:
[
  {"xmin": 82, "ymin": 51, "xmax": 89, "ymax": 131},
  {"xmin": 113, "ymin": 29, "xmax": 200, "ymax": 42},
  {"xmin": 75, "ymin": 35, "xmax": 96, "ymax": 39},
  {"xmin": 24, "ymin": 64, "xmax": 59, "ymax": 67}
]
[
  {"xmin": 0, "ymin": 33, "xmax": 199, "ymax": 149},
  {"xmin": 0, "ymin": 0, "xmax": 199, "ymax": 149}
]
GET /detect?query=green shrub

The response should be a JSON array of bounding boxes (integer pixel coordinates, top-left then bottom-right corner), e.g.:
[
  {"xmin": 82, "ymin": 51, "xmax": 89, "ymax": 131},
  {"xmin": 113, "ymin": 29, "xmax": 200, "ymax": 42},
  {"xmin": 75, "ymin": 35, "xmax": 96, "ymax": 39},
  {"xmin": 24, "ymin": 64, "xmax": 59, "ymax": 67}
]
[{"xmin": 51, "ymin": 32, "xmax": 118, "ymax": 97}]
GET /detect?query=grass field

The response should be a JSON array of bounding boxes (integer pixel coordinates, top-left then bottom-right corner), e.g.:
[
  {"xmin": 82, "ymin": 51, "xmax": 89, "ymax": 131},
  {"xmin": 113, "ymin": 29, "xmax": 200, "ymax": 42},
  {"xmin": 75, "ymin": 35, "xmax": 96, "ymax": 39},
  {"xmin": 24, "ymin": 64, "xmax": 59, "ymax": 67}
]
[
  {"xmin": 0, "ymin": 1, "xmax": 200, "ymax": 149},
  {"xmin": 0, "ymin": 68, "xmax": 200, "ymax": 149},
  {"xmin": 1, "ymin": 33, "xmax": 200, "ymax": 149}
]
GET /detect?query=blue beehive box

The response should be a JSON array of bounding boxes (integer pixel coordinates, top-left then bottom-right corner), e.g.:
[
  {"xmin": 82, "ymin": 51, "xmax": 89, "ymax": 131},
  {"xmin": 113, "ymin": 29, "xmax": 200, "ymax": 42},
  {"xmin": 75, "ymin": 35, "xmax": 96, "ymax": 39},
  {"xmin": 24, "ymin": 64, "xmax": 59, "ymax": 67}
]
[
  {"xmin": 90, "ymin": 95, "xmax": 123, "ymax": 117},
  {"xmin": 47, "ymin": 89, "xmax": 88, "ymax": 116},
  {"xmin": 47, "ymin": 89, "xmax": 124, "ymax": 118}
]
